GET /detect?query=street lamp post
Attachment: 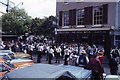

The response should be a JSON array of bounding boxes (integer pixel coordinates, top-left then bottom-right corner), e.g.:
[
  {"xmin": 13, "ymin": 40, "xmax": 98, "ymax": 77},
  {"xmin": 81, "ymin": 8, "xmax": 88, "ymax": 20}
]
[
  {"xmin": 6, "ymin": 1, "xmax": 23, "ymax": 12},
  {"xmin": 6, "ymin": 0, "xmax": 9, "ymax": 12},
  {"xmin": 15, "ymin": 2, "xmax": 23, "ymax": 8}
]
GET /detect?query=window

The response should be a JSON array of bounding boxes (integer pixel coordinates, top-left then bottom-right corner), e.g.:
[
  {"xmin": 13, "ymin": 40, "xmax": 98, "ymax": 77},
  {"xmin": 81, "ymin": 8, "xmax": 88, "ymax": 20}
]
[
  {"xmin": 77, "ymin": 9, "xmax": 84, "ymax": 25},
  {"xmin": 116, "ymin": 35, "xmax": 120, "ymax": 40},
  {"xmin": 115, "ymin": 35, "xmax": 120, "ymax": 47},
  {"xmin": 93, "ymin": 6, "xmax": 103, "ymax": 25},
  {"xmin": 63, "ymin": 11, "xmax": 69, "ymax": 26},
  {"xmin": 2, "ymin": 55, "xmax": 11, "ymax": 60}
]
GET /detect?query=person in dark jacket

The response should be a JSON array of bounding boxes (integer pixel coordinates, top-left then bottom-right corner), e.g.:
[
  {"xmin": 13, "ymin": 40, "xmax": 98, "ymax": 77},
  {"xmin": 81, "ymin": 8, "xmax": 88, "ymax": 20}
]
[
  {"xmin": 109, "ymin": 58, "xmax": 118, "ymax": 75},
  {"xmin": 76, "ymin": 50, "xmax": 89, "ymax": 67},
  {"xmin": 88, "ymin": 54, "xmax": 104, "ymax": 80}
]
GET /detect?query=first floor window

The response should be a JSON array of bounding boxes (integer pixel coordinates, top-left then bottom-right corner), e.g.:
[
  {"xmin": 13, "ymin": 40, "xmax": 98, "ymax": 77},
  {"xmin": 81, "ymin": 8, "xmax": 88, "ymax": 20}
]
[
  {"xmin": 77, "ymin": 9, "xmax": 84, "ymax": 25},
  {"xmin": 93, "ymin": 6, "xmax": 103, "ymax": 25},
  {"xmin": 115, "ymin": 35, "xmax": 120, "ymax": 47},
  {"xmin": 63, "ymin": 11, "xmax": 69, "ymax": 26}
]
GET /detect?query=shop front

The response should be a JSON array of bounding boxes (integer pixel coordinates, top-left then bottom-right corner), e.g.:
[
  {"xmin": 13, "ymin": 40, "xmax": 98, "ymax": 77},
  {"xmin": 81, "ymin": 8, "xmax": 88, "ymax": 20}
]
[{"xmin": 55, "ymin": 28, "xmax": 114, "ymax": 55}]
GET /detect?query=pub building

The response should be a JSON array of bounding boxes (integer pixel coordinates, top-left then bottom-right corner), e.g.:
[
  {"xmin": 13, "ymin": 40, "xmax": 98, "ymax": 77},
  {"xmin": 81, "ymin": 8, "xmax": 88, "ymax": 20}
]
[{"xmin": 55, "ymin": 1, "xmax": 120, "ymax": 55}]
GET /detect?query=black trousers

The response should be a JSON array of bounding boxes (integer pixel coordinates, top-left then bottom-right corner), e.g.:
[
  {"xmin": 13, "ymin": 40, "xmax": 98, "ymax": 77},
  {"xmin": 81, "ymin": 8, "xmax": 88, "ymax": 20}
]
[
  {"xmin": 55, "ymin": 53, "xmax": 60, "ymax": 63},
  {"xmin": 29, "ymin": 50, "xmax": 33, "ymax": 60},
  {"xmin": 48, "ymin": 54, "xmax": 53, "ymax": 64},
  {"xmin": 64, "ymin": 55, "xmax": 69, "ymax": 65},
  {"xmin": 110, "ymin": 69, "xmax": 117, "ymax": 75},
  {"xmin": 37, "ymin": 51, "xmax": 42, "ymax": 63},
  {"xmin": 92, "ymin": 72, "xmax": 103, "ymax": 80}
]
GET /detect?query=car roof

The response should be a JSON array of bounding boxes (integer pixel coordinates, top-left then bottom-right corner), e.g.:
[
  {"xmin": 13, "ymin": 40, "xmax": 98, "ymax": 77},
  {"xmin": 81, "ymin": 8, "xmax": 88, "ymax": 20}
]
[
  {"xmin": 9, "ymin": 58, "xmax": 33, "ymax": 64},
  {"xmin": 6, "ymin": 64, "xmax": 91, "ymax": 79},
  {"xmin": 105, "ymin": 75, "xmax": 120, "ymax": 80},
  {"xmin": 0, "ymin": 53, "xmax": 9, "ymax": 56},
  {"xmin": 58, "ymin": 64, "xmax": 91, "ymax": 78},
  {"xmin": 0, "ymin": 50, "xmax": 14, "ymax": 54}
]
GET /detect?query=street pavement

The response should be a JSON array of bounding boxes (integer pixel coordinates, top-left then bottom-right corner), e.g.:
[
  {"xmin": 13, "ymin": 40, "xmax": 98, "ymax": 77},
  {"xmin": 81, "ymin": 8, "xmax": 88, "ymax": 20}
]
[{"xmin": 32, "ymin": 54, "xmax": 111, "ymax": 75}]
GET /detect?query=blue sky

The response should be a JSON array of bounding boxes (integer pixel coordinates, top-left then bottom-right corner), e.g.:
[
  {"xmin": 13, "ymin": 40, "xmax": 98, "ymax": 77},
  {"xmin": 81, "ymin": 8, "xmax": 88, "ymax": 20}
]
[{"xmin": 0, "ymin": 0, "xmax": 56, "ymax": 18}]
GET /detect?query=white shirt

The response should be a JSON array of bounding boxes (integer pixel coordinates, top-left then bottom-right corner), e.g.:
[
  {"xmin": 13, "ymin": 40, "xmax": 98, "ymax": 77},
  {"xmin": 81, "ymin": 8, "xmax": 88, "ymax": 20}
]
[
  {"xmin": 49, "ymin": 48, "xmax": 54, "ymax": 57},
  {"xmin": 29, "ymin": 44, "xmax": 34, "ymax": 51},
  {"xmin": 38, "ymin": 45, "xmax": 43, "ymax": 51},
  {"xmin": 56, "ymin": 47, "xmax": 61, "ymax": 53},
  {"xmin": 64, "ymin": 48, "xmax": 71, "ymax": 55}
]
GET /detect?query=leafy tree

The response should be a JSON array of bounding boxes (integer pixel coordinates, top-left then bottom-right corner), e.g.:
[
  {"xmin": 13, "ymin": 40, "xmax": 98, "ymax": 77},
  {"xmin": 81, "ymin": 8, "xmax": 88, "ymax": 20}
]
[
  {"xmin": 30, "ymin": 17, "xmax": 43, "ymax": 35},
  {"xmin": 37, "ymin": 16, "xmax": 57, "ymax": 36},
  {"xmin": 2, "ymin": 7, "xmax": 32, "ymax": 35},
  {"xmin": 31, "ymin": 16, "xmax": 57, "ymax": 36}
]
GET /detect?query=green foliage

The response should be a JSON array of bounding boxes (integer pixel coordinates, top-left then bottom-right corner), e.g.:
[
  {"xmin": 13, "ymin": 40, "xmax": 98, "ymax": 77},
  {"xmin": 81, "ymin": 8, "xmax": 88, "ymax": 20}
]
[
  {"xmin": 2, "ymin": 7, "xmax": 57, "ymax": 36},
  {"xmin": 31, "ymin": 16, "xmax": 57, "ymax": 36},
  {"xmin": 2, "ymin": 7, "xmax": 32, "ymax": 35}
]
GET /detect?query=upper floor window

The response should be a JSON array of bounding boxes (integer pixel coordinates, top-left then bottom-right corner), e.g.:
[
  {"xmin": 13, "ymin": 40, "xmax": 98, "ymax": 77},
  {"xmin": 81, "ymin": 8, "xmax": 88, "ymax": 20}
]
[
  {"xmin": 77, "ymin": 9, "xmax": 84, "ymax": 25},
  {"xmin": 93, "ymin": 6, "xmax": 103, "ymax": 25},
  {"xmin": 63, "ymin": 11, "xmax": 69, "ymax": 26}
]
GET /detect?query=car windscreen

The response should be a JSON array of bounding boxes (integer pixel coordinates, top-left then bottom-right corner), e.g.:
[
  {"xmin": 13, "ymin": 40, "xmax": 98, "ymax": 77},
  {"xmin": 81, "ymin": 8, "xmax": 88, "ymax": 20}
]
[{"xmin": 8, "ymin": 54, "xmax": 15, "ymax": 59}]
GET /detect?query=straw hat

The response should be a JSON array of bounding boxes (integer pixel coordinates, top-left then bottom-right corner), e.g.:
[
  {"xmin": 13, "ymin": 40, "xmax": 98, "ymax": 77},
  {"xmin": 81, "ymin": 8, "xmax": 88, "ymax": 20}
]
[{"xmin": 98, "ymin": 50, "xmax": 104, "ymax": 55}]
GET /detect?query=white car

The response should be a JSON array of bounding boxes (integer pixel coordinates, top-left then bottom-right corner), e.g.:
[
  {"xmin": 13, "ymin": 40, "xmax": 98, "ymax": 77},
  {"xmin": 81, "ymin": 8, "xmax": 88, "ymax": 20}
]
[{"xmin": 105, "ymin": 75, "xmax": 120, "ymax": 80}]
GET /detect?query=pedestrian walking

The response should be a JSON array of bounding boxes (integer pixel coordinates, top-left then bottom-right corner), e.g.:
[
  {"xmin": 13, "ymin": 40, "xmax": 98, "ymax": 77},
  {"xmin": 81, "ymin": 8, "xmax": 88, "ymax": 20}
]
[
  {"xmin": 109, "ymin": 58, "xmax": 118, "ymax": 75},
  {"xmin": 37, "ymin": 44, "xmax": 43, "ymax": 63},
  {"xmin": 110, "ymin": 48, "xmax": 120, "ymax": 59},
  {"xmin": 61, "ymin": 44, "xmax": 65, "ymax": 58},
  {"xmin": 64, "ymin": 47, "xmax": 71, "ymax": 65},
  {"xmin": 76, "ymin": 50, "xmax": 89, "ymax": 67},
  {"xmin": 86, "ymin": 54, "xmax": 104, "ymax": 80},
  {"xmin": 97, "ymin": 50, "xmax": 105, "ymax": 64},
  {"xmin": 55, "ymin": 46, "xmax": 62, "ymax": 63},
  {"xmin": 46, "ymin": 45, "xmax": 50, "ymax": 61},
  {"xmin": 28, "ymin": 43, "xmax": 34, "ymax": 60},
  {"xmin": 48, "ymin": 47, "xmax": 54, "ymax": 64}
]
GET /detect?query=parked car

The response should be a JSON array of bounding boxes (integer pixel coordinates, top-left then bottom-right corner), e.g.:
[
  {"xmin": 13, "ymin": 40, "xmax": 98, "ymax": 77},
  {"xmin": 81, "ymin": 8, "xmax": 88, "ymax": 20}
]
[
  {"xmin": 105, "ymin": 75, "xmax": 120, "ymax": 80},
  {"xmin": 0, "ymin": 60, "xmax": 15, "ymax": 78},
  {"xmin": 0, "ymin": 58, "xmax": 34, "ymax": 78},
  {"xmin": 2, "ymin": 63, "xmax": 92, "ymax": 80},
  {"xmin": 0, "ymin": 50, "xmax": 14, "ymax": 54},
  {"xmin": 14, "ymin": 52, "xmax": 31, "ymax": 59},
  {"xmin": 0, "ymin": 50, "xmax": 30, "ymax": 59},
  {"xmin": 0, "ymin": 52, "xmax": 15, "ymax": 61}
]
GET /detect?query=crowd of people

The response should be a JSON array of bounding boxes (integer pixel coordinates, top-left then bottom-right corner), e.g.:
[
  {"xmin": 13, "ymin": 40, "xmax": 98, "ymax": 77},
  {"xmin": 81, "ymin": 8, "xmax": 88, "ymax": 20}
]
[{"xmin": 0, "ymin": 35, "xmax": 120, "ymax": 80}]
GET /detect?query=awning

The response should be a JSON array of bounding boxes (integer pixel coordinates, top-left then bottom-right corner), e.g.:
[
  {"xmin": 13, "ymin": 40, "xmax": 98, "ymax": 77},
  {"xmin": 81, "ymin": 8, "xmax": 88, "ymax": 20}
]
[{"xmin": 56, "ymin": 28, "xmax": 111, "ymax": 32}]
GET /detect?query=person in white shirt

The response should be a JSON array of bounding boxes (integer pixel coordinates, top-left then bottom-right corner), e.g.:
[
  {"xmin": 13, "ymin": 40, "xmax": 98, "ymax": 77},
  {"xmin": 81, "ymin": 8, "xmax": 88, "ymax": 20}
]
[
  {"xmin": 37, "ymin": 44, "xmax": 44, "ymax": 63},
  {"xmin": 46, "ymin": 45, "xmax": 50, "ymax": 61},
  {"xmin": 0, "ymin": 41, "xmax": 5, "ymax": 50},
  {"xmin": 48, "ymin": 47, "xmax": 54, "ymax": 64},
  {"xmin": 28, "ymin": 43, "xmax": 35, "ymax": 60},
  {"xmin": 55, "ymin": 46, "xmax": 62, "ymax": 63},
  {"xmin": 64, "ymin": 47, "xmax": 71, "ymax": 65}
]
